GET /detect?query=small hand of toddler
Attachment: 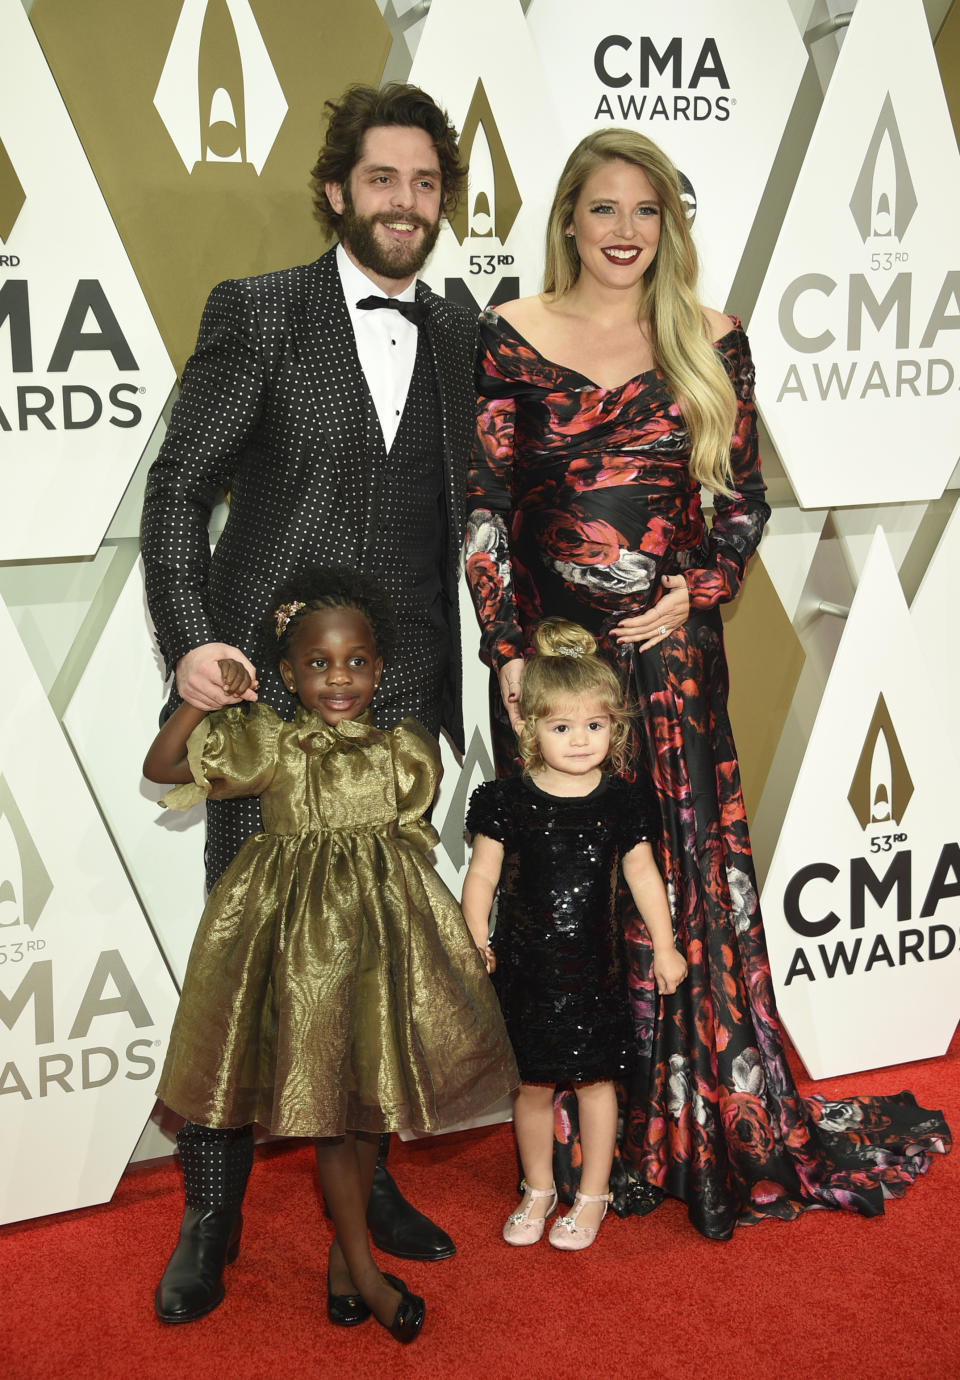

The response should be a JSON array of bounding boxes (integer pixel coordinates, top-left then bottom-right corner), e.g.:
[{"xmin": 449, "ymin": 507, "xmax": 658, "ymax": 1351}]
[
  {"xmin": 477, "ymin": 944, "xmax": 496, "ymax": 975},
  {"xmin": 218, "ymin": 658, "xmax": 255, "ymax": 702},
  {"xmin": 653, "ymin": 944, "xmax": 688, "ymax": 995}
]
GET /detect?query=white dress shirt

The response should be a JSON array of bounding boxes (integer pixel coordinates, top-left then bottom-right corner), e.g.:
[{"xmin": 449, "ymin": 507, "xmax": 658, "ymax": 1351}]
[{"xmin": 337, "ymin": 243, "xmax": 419, "ymax": 453}]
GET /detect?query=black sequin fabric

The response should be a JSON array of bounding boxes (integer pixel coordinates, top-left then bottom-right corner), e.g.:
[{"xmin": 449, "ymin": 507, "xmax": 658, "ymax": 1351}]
[{"xmin": 466, "ymin": 775, "xmax": 657, "ymax": 1083}]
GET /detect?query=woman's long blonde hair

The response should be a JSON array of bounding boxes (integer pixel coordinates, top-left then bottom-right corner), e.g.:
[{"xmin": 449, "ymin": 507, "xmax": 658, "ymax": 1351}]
[{"xmin": 543, "ymin": 128, "xmax": 737, "ymax": 495}]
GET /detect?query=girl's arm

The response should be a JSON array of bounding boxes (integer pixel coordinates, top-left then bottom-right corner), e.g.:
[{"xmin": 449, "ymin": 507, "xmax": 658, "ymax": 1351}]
[
  {"xmin": 143, "ymin": 702, "xmax": 208, "ymax": 784},
  {"xmin": 143, "ymin": 658, "xmax": 252, "ymax": 784},
  {"xmin": 461, "ymin": 833, "xmax": 505, "ymax": 974},
  {"xmin": 622, "ymin": 842, "xmax": 688, "ymax": 995}
]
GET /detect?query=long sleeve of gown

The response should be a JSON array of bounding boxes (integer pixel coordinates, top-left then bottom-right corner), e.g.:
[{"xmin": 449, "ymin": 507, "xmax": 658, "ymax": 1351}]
[
  {"xmin": 465, "ymin": 342, "xmax": 525, "ymax": 670},
  {"xmin": 681, "ymin": 327, "xmax": 771, "ymax": 610}
]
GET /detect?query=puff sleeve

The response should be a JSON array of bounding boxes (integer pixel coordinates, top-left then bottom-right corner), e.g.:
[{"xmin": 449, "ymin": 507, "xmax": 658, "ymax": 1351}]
[
  {"xmin": 160, "ymin": 703, "xmax": 282, "ymax": 810},
  {"xmin": 390, "ymin": 718, "xmax": 442, "ymax": 854},
  {"xmin": 613, "ymin": 779, "xmax": 661, "ymax": 856},
  {"xmin": 465, "ymin": 778, "xmax": 513, "ymax": 847}
]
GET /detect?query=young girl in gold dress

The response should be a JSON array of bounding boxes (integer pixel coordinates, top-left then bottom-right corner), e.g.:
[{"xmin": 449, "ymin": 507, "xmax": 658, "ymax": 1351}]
[{"xmin": 144, "ymin": 566, "xmax": 517, "ymax": 1343}]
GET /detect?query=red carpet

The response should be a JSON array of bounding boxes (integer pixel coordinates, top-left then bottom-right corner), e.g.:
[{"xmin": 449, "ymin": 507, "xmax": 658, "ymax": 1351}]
[{"xmin": 6, "ymin": 1031, "xmax": 960, "ymax": 1380}]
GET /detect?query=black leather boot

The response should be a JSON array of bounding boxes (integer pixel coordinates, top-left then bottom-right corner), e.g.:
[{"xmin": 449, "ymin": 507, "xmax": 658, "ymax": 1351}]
[
  {"xmin": 154, "ymin": 1123, "xmax": 253, "ymax": 1323},
  {"xmin": 366, "ymin": 1137, "xmax": 455, "ymax": 1261}
]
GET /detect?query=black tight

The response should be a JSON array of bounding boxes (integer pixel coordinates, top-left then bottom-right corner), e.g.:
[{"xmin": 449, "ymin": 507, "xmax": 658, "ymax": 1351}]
[{"xmin": 314, "ymin": 1131, "xmax": 400, "ymax": 1327}]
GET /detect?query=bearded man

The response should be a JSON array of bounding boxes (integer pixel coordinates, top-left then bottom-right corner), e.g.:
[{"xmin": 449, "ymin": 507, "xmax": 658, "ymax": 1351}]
[{"xmin": 141, "ymin": 83, "xmax": 477, "ymax": 1324}]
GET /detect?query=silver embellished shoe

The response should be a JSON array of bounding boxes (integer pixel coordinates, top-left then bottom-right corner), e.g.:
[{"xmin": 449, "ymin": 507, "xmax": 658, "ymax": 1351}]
[
  {"xmin": 548, "ymin": 1190, "xmax": 612, "ymax": 1252},
  {"xmin": 502, "ymin": 1180, "xmax": 558, "ymax": 1246}
]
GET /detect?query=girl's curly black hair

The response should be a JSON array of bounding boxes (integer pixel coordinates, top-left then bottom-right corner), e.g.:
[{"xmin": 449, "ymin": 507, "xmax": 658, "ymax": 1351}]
[{"xmin": 261, "ymin": 566, "xmax": 397, "ymax": 671}]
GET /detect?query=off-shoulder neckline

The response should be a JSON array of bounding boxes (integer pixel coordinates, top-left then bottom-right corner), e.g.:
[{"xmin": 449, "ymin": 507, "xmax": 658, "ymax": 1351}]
[{"xmin": 482, "ymin": 309, "xmax": 741, "ymax": 395}]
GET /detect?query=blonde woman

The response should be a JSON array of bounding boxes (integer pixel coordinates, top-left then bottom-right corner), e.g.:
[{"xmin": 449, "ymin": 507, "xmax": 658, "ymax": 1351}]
[{"xmin": 465, "ymin": 128, "xmax": 948, "ymax": 1240}]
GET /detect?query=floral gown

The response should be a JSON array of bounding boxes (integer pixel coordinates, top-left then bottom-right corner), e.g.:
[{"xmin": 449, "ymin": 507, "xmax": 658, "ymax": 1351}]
[{"xmin": 465, "ymin": 310, "xmax": 949, "ymax": 1239}]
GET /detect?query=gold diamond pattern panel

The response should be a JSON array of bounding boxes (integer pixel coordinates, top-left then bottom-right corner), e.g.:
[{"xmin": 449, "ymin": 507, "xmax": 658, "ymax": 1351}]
[
  {"xmin": 0, "ymin": 132, "xmax": 25, "ymax": 241},
  {"xmin": 721, "ymin": 551, "xmax": 806, "ymax": 821},
  {"xmin": 31, "ymin": 0, "xmax": 391, "ymax": 373}
]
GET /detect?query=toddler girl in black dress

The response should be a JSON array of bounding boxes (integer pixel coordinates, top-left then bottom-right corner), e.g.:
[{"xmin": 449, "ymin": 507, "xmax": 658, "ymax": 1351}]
[{"xmin": 462, "ymin": 618, "xmax": 686, "ymax": 1251}]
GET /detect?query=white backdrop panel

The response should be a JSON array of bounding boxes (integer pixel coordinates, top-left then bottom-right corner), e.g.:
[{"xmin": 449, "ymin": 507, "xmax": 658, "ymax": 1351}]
[
  {"xmin": 0, "ymin": 591, "xmax": 180, "ymax": 1224},
  {"xmin": 761, "ymin": 529, "xmax": 960, "ymax": 1078},
  {"xmin": 0, "ymin": 0, "xmax": 175, "ymax": 560},
  {"xmin": 750, "ymin": 0, "xmax": 960, "ymax": 508},
  {"xmin": 526, "ymin": 0, "xmax": 807, "ymax": 309}
]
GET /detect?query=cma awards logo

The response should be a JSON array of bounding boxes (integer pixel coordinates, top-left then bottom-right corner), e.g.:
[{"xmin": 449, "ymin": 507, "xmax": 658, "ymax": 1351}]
[
  {"xmin": 154, "ymin": 0, "xmax": 288, "ymax": 175},
  {"xmin": 780, "ymin": 698, "xmax": 960, "ymax": 986},
  {"xmin": 847, "ymin": 693, "xmax": 913, "ymax": 831},
  {"xmin": 849, "ymin": 95, "xmax": 917, "ymax": 246},
  {"xmin": 592, "ymin": 33, "xmax": 732, "ymax": 124},
  {"xmin": 444, "ymin": 80, "xmax": 520, "ymax": 313},
  {"xmin": 0, "ymin": 776, "xmax": 157, "ymax": 1101},
  {"xmin": 0, "ymin": 777, "xmax": 52, "ymax": 939},
  {"xmin": 777, "ymin": 90, "xmax": 958, "ymax": 405},
  {"xmin": 0, "ymin": 120, "xmax": 144, "ymax": 435},
  {"xmin": 0, "ymin": 134, "xmax": 25, "ymax": 252}
]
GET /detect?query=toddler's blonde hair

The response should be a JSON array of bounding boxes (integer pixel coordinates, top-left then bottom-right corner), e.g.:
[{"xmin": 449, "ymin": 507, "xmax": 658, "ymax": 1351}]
[{"xmin": 518, "ymin": 619, "xmax": 629, "ymax": 776}]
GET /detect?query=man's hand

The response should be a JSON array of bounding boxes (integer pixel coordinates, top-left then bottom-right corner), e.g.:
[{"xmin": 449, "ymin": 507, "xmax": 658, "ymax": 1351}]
[{"xmin": 176, "ymin": 643, "xmax": 258, "ymax": 710}]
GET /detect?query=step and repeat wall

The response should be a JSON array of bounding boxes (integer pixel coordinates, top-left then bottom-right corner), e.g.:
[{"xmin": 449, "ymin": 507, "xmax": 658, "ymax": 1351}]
[{"xmin": 2, "ymin": 0, "xmax": 959, "ymax": 1224}]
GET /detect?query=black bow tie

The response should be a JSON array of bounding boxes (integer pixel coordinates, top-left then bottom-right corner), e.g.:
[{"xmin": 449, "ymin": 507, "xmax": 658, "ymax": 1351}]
[{"xmin": 356, "ymin": 295, "xmax": 428, "ymax": 327}]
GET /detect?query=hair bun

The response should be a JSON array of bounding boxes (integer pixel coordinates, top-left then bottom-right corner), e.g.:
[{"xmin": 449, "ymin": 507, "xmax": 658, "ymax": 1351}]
[{"xmin": 532, "ymin": 617, "xmax": 597, "ymax": 660}]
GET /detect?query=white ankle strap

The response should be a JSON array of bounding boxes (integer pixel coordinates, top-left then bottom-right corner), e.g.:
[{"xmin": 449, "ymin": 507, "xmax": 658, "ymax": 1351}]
[{"xmin": 520, "ymin": 1180, "xmax": 557, "ymax": 1199}]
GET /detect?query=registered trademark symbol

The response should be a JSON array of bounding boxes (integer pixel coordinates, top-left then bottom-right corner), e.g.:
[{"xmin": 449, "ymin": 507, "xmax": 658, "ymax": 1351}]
[
  {"xmin": 139, "ymin": 387, "xmax": 146, "ymax": 394},
  {"xmin": 153, "ymin": 1039, "xmax": 161, "ymax": 1046},
  {"xmin": 732, "ymin": 98, "xmax": 737, "ymax": 106}
]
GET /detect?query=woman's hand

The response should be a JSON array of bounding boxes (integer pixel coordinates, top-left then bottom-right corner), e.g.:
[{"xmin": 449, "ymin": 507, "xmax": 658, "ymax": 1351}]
[
  {"xmin": 614, "ymin": 574, "xmax": 690, "ymax": 652},
  {"xmin": 497, "ymin": 657, "xmax": 525, "ymax": 733}
]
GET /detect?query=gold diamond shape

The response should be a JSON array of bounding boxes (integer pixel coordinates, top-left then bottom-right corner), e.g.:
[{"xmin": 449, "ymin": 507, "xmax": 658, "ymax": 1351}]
[
  {"xmin": 847, "ymin": 693, "xmax": 914, "ymax": 829},
  {"xmin": 0, "ymin": 135, "xmax": 26, "ymax": 242},
  {"xmin": 449, "ymin": 78, "xmax": 521, "ymax": 247},
  {"xmin": 721, "ymin": 552, "xmax": 806, "ymax": 820},
  {"xmin": 31, "ymin": 0, "xmax": 391, "ymax": 373}
]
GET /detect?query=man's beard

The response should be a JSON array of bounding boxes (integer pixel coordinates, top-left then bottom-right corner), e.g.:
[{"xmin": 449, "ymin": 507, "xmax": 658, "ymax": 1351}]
[{"xmin": 340, "ymin": 196, "xmax": 441, "ymax": 281}]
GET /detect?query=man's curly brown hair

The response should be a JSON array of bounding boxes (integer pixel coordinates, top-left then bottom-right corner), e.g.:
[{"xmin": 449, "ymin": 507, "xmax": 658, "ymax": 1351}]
[{"xmin": 310, "ymin": 83, "xmax": 466, "ymax": 237}]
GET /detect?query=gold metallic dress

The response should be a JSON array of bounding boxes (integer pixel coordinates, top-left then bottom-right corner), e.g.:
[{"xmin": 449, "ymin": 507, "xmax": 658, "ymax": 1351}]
[{"xmin": 156, "ymin": 704, "xmax": 517, "ymax": 1138}]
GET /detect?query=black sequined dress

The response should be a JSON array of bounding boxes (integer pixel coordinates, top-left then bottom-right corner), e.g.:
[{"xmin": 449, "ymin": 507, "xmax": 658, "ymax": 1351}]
[{"xmin": 466, "ymin": 774, "xmax": 658, "ymax": 1082}]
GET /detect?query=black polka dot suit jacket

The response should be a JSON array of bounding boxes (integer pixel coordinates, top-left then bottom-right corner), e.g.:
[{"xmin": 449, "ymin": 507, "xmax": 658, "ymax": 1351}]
[{"xmin": 141, "ymin": 246, "xmax": 478, "ymax": 753}]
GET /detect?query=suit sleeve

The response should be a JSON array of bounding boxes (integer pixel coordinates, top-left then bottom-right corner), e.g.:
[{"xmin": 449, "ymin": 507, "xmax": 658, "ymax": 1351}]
[{"xmin": 140, "ymin": 277, "xmax": 267, "ymax": 675}]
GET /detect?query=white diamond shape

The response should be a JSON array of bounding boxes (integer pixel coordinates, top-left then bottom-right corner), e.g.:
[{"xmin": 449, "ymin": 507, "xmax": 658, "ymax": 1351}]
[
  {"xmin": 749, "ymin": 0, "xmax": 960, "ymax": 508},
  {"xmin": 0, "ymin": 0, "xmax": 175, "ymax": 560},
  {"xmin": 761, "ymin": 529, "xmax": 960, "ymax": 1078},
  {"xmin": 0, "ymin": 590, "xmax": 179, "ymax": 1224},
  {"xmin": 525, "ymin": 0, "xmax": 807, "ymax": 309},
  {"xmin": 154, "ymin": 0, "xmax": 288, "ymax": 175}
]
